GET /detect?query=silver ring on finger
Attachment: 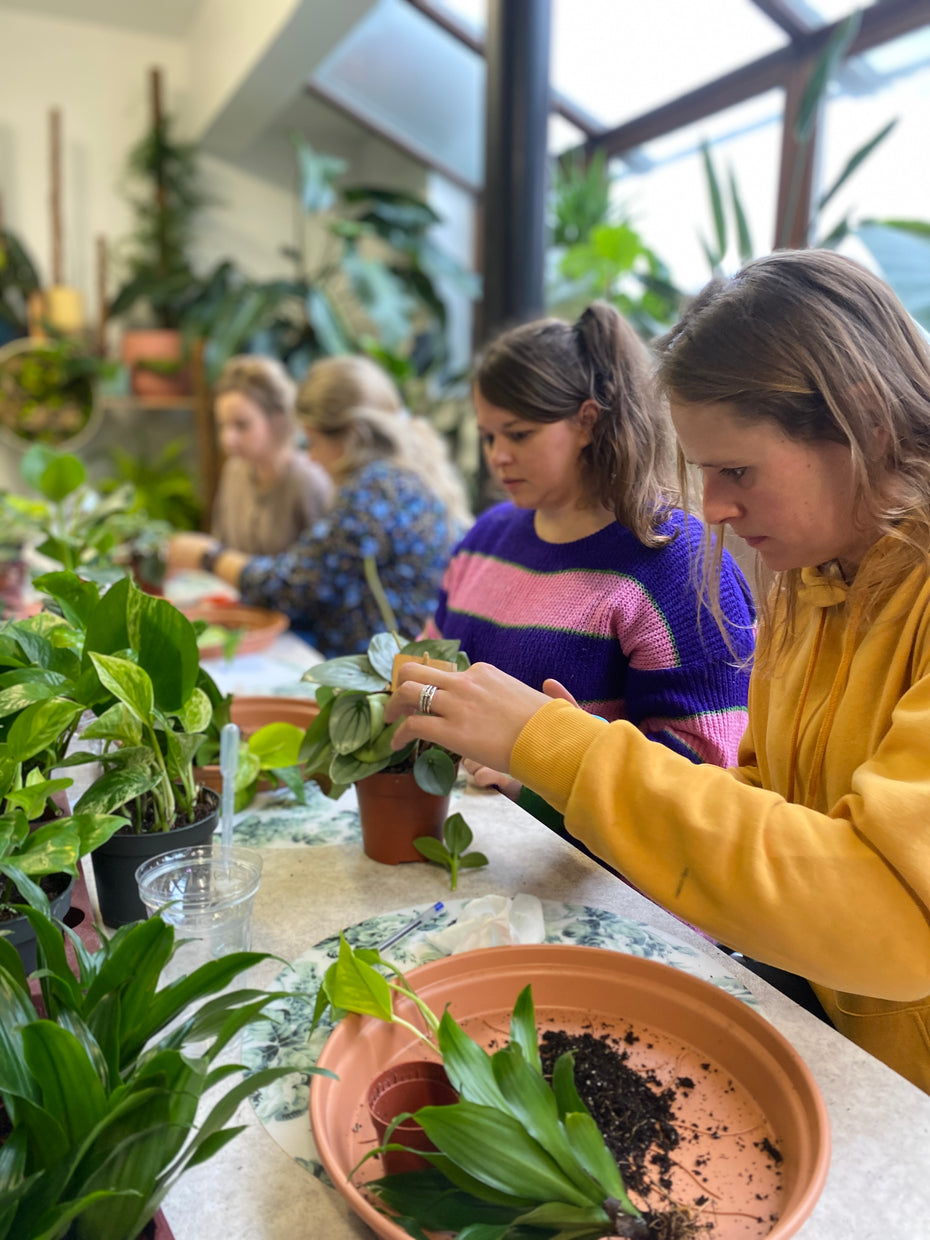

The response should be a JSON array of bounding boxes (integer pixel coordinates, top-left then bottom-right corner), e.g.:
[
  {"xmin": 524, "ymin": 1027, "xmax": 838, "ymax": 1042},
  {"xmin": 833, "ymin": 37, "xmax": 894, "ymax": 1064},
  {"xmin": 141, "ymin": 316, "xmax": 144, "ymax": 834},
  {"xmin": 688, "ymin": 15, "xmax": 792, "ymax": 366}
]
[{"xmin": 417, "ymin": 683, "xmax": 438, "ymax": 716}]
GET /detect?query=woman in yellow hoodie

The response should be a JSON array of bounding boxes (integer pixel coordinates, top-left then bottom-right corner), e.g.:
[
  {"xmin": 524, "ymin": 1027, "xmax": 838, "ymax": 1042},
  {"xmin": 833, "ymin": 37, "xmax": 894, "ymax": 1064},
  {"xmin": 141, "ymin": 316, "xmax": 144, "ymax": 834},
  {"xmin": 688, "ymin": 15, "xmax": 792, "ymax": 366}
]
[{"xmin": 386, "ymin": 249, "xmax": 930, "ymax": 1094}]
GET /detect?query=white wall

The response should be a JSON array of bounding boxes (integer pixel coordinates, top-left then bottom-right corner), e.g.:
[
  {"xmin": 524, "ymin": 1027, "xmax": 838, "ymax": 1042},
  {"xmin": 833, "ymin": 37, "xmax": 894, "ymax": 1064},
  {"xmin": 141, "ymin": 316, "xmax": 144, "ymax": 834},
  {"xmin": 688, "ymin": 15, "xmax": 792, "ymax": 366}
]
[
  {"xmin": 0, "ymin": 9, "xmax": 188, "ymax": 310},
  {"xmin": 0, "ymin": 7, "xmax": 298, "ymax": 325}
]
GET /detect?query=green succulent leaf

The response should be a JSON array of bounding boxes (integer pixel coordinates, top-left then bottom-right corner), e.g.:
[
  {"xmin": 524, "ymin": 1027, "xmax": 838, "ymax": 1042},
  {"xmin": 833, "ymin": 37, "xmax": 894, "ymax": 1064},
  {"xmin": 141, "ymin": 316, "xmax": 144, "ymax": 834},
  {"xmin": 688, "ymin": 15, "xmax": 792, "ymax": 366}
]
[{"xmin": 367, "ymin": 631, "xmax": 402, "ymax": 681}]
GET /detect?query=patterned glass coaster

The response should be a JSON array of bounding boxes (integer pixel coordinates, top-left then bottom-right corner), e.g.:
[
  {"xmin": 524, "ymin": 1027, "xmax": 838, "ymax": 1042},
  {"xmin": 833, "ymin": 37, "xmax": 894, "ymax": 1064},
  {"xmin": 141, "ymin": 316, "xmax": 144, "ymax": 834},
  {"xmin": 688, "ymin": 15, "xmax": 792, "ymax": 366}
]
[{"xmin": 241, "ymin": 897, "xmax": 757, "ymax": 1184}]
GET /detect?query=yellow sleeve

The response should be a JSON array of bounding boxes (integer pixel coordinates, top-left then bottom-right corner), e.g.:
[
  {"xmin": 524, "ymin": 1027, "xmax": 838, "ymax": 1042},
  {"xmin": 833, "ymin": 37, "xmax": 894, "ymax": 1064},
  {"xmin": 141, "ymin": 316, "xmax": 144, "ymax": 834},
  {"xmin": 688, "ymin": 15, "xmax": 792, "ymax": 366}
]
[{"xmin": 510, "ymin": 697, "xmax": 930, "ymax": 1002}]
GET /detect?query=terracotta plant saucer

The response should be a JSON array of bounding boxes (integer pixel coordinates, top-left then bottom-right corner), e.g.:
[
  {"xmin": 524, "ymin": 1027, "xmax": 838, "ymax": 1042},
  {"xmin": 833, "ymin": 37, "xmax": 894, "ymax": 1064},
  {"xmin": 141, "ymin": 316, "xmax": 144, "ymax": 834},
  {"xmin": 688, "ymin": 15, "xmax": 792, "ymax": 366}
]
[
  {"xmin": 310, "ymin": 944, "xmax": 830, "ymax": 1240},
  {"xmin": 182, "ymin": 602, "xmax": 289, "ymax": 659},
  {"xmin": 194, "ymin": 696, "xmax": 320, "ymax": 795}
]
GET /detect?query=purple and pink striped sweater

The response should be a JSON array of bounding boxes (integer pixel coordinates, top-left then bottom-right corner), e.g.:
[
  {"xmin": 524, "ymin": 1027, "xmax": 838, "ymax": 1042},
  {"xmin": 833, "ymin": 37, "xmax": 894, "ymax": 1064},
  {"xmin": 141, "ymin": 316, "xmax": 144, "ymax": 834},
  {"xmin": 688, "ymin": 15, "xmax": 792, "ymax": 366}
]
[{"xmin": 424, "ymin": 503, "xmax": 755, "ymax": 766}]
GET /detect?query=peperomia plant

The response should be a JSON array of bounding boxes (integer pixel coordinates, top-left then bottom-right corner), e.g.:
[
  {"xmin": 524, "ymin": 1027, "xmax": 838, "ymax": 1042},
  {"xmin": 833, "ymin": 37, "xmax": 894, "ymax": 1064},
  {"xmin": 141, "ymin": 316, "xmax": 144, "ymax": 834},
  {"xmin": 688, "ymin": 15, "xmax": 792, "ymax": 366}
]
[
  {"xmin": 311, "ymin": 937, "xmax": 647, "ymax": 1239},
  {"xmin": 300, "ymin": 630, "xmax": 468, "ymax": 800},
  {"xmin": 414, "ymin": 811, "xmax": 488, "ymax": 890}
]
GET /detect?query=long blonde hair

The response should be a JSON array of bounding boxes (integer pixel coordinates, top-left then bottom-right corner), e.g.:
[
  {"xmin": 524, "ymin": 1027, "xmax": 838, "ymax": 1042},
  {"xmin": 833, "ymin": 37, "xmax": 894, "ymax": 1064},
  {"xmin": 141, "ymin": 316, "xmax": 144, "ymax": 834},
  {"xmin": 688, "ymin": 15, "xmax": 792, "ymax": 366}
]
[
  {"xmin": 214, "ymin": 355, "xmax": 298, "ymax": 447},
  {"xmin": 655, "ymin": 249, "xmax": 930, "ymax": 664},
  {"xmin": 296, "ymin": 355, "xmax": 472, "ymax": 530}
]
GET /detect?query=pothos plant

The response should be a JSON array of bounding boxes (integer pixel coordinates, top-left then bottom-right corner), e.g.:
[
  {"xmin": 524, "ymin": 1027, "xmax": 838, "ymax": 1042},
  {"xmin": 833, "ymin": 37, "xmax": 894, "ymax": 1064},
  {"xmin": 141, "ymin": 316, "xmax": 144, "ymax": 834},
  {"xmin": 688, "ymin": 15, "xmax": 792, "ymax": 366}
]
[{"xmin": 311, "ymin": 936, "xmax": 647, "ymax": 1239}]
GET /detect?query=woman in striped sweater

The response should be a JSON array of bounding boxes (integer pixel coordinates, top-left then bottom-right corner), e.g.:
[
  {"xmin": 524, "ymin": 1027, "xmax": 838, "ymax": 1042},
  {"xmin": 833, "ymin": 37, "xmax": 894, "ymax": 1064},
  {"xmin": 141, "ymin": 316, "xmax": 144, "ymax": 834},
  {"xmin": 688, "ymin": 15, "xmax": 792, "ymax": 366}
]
[{"xmin": 424, "ymin": 302, "xmax": 755, "ymax": 770}]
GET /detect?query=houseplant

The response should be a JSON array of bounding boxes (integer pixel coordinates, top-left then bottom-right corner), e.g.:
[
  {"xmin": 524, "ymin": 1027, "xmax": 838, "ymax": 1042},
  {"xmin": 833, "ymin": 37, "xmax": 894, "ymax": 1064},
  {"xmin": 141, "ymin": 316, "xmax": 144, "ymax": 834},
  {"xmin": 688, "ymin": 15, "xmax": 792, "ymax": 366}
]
[
  {"xmin": 0, "ymin": 443, "xmax": 172, "ymax": 587},
  {"xmin": 0, "ymin": 604, "xmax": 131, "ymax": 966},
  {"xmin": 0, "ymin": 224, "xmax": 41, "ymax": 345},
  {"xmin": 0, "ymin": 905, "xmax": 318, "ymax": 1240},
  {"xmin": 309, "ymin": 935, "xmax": 649, "ymax": 1239},
  {"xmin": 3, "ymin": 568, "xmax": 222, "ymax": 926},
  {"xmin": 0, "ymin": 334, "xmax": 115, "ymax": 452},
  {"xmin": 300, "ymin": 618, "xmax": 467, "ymax": 863}
]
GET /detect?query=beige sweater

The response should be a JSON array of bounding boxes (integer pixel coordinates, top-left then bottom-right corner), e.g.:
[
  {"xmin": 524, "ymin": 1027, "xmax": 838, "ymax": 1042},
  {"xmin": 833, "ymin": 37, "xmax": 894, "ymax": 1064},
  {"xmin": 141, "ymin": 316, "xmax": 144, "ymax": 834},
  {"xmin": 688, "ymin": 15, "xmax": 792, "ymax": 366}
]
[{"xmin": 211, "ymin": 454, "xmax": 333, "ymax": 556}]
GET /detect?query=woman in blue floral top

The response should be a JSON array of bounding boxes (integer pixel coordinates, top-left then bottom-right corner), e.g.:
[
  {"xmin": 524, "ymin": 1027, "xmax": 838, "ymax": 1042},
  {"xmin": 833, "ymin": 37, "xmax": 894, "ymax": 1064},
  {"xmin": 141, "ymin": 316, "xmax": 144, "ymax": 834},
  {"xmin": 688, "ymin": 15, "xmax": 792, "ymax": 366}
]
[{"xmin": 166, "ymin": 356, "xmax": 471, "ymax": 657}]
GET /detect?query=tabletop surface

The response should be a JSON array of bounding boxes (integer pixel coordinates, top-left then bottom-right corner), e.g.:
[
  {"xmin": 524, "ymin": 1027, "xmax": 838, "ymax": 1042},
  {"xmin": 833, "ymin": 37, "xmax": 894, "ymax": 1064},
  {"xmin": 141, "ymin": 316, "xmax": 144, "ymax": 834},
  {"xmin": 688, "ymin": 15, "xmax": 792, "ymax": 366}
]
[{"xmin": 81, "ymin": 635, "xmax": 930, "ymax": 1240}]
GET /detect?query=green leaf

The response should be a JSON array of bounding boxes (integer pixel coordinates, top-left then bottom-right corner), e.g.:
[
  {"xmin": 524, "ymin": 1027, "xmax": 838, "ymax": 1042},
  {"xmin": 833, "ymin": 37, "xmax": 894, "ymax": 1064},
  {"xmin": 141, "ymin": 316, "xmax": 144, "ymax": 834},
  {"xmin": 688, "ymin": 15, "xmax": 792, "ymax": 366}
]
[
  {"xmin": 81, "ymin": 701, "xmax": 143, "ymax": 746},
  {"xmin": 795, "ymin": 13, "xmax": 861, "ymax": 143},
  {"xmin": 329, "ymin": 692, "xmax": 377, "ymax": 755},
  {"xmin": 563, "ymin": 1110, "xmax": 639, "ymax": 1215},
  {"xmin": 399, "ymin": 638, "xmax": 462, "ymax": 663},
  {"xmin": 701, "ymin": 141, "xmax": 727, "ymax": 260},
  {"xmin": 437, "ymin": 1010, "xmax": 507, "ymax": 1111},
  {"xmin": 414, "ymin": 747, "xmax": 456, "ymax": 796},
  {"xmin": 0, "ymin": 680, "xmax": 62, "ymax": 719},
  {"xmin": 415, "ymin": 1099, "xmax": 593, "ymax": 1206},
  {"xmin": 248, "ymin": 721, "xmax": 305, "ymax": 770},
  {"xmin": 130, "ymin": 590, "xmax": 200, "ymax": 714},
  {"xmin": 89, "ymin": 653, "xmax": 154, "ymax": 724},
  {"xmin": 322, "ymin": 934, "xmax": 394, "ymax": 1022},
  {"xmin": 367, "ymin": 631, "xmax": 402, "ymax": 681},
  {"xmin": 412, "ymin": 837, "xmax": 451, "ymax": 866},
  {"xmin": 443, "ymin": 812, "xmax": 472, "ymax": 855},
  {"xmin": 73, "ymin": 767, "xmax": 156, "ymax": 816},
  {"xmin": 303, "ymin": 655, "xmax": 387, "ymax": 691},
  {"xmin": 31, "ymin": 570, "xmax": 100, "ymax": 630},
  {"xmin": 509, "ymin": 985, "xmax": 541, "ymax": 1076},
  {"xmin": 175, "ymin": 686, "xmax": 212, "ymax": 734},
  {"xmin": 816, "ymin": 118, "xmax": 897, "ymax": 213},
  {"xmin": 20, "ymin": 444, "xmax": 85, "ymax": 500},
  {"xmin": 5, "ymin": 697, "xmax": 82, "ymax": 763},
  {"xmin": 22, "ymin": 1020, "xmax": 109, "ymax": 1144}
]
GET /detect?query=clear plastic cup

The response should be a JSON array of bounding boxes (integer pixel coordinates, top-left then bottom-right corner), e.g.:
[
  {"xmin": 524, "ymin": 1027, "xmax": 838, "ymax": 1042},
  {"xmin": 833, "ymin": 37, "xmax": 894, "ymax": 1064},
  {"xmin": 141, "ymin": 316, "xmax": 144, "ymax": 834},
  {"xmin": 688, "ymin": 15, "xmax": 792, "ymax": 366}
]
[{"xmin": 135, "ymin": 844, "xmax": 263, "ymax": 973}]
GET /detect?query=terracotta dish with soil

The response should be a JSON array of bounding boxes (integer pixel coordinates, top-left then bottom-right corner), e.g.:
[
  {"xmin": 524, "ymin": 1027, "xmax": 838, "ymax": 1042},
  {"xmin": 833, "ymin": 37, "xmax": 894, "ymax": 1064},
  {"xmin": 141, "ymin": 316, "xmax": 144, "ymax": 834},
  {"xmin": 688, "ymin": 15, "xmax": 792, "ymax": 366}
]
[{"xmin": 310, "ymin": 944, "xmax": 830, "ymax": 1240}]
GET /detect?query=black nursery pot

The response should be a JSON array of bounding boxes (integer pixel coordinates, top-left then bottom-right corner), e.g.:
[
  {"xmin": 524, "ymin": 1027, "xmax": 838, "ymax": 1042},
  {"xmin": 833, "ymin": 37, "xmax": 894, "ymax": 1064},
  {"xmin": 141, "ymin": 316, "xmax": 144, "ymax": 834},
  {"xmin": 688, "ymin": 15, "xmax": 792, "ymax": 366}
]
[
  {"xmin": 4, "ymin": 874, "xmax": 74, "ymax": 973},
  {"xmin": 90, "ymin": 788, "xmax": 220, "ymax": 928}
]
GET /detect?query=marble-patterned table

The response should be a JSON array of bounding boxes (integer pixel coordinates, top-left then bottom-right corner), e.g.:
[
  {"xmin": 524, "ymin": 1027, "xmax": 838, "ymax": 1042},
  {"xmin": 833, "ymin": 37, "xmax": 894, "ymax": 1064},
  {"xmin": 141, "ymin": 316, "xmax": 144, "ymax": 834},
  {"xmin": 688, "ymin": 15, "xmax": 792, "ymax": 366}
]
[{"xmin": 118, "ymin": 777, "xmax": 930, "ymax": 1240}]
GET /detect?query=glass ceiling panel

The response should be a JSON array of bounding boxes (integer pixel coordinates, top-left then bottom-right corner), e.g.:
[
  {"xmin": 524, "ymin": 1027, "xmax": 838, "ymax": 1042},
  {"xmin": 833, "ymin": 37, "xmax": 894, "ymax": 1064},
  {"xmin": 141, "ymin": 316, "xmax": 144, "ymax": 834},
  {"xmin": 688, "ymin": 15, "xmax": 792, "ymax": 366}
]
[
  {"xmin": 312, "ymin": 0, "xmax": 485, "ymax": 188},
  {"xmin": 549, "ymin": 0, "xmax": 787, "ymax": 128},
  {"xmin": 614, "ymin": 88, "xmax": 783, "ymax": 292}
]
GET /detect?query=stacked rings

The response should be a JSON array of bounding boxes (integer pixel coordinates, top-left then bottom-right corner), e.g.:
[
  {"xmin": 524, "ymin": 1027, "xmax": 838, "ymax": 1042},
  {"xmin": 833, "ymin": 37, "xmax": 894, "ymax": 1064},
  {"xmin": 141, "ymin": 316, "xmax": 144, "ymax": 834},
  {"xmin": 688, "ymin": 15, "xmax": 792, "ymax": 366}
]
[{"xmin": 417, "ymin": 684, "xmax": 438, "ymax": 715}]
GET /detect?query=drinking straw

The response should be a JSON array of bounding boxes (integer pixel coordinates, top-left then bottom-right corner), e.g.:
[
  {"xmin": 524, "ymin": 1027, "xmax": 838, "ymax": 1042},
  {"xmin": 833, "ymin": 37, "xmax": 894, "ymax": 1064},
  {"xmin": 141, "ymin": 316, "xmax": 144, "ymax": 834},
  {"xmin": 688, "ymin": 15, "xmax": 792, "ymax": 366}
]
[{"xmin": 219, "ymin": 722, "xmax": 240, "ymax": 863}]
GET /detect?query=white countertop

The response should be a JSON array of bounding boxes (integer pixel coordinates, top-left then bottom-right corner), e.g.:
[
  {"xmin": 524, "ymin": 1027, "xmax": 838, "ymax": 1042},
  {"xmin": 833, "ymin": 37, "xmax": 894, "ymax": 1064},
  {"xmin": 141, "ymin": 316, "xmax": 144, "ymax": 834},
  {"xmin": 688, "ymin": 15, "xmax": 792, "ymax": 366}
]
[{"xmin": 136, "ymin": 781, "xmax": 930, "ymax": 1240}]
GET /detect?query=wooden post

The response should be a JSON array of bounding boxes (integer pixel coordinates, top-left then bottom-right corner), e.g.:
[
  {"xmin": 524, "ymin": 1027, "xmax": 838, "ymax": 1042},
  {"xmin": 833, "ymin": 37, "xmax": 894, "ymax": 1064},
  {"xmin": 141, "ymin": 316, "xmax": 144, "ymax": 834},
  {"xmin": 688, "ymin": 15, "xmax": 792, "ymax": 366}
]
[
  {"xmin": 774, "ymin": 60, "xmax": 820, "ymax": 251},
  {"xmin": 50, "ymin": 107, "xmax": 63, "ymax": 286},
  {"xmin": 96, "ymin": 235, "xmax": 108, "ymax": 357}
]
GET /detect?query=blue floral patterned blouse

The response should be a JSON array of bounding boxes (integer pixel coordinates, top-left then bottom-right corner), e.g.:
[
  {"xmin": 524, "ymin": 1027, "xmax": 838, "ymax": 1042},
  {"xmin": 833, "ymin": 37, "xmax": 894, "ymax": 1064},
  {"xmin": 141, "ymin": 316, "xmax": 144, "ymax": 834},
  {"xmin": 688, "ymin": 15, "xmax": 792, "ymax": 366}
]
[{"xmin": 238, "ymin": 460, "xmax": 459, "ymax": 658}]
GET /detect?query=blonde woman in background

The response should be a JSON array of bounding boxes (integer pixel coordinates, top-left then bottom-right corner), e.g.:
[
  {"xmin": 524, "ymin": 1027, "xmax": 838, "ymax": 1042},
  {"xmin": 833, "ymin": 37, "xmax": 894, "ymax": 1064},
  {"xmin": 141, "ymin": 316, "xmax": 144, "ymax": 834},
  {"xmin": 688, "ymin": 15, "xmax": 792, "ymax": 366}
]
[
  {"xmin": 209, "ymin": 355, "xmax": 333, "ymax": 555},
  {"xmin": 167, "ymin": 354, "xmax": 471, "ymax": 658}
]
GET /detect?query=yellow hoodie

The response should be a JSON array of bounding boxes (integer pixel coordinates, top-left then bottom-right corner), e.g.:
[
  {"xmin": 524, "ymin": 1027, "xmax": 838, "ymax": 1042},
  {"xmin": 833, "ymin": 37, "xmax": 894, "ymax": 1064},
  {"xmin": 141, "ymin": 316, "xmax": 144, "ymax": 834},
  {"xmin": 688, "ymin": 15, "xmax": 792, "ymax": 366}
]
[{"xmin": 511, "ymin": 536, "xmax": 930, "ymax": 1093}]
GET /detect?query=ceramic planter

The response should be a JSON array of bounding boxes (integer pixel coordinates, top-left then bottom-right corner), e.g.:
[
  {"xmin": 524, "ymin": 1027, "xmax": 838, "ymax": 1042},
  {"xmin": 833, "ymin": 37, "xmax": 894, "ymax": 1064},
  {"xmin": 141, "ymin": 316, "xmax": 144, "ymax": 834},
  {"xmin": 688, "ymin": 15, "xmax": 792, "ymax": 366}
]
[
  {"xmin": 366, "ymin": 1060, "xmax": 457, "ymax": 1175},
  {"xmin": 90, "ymin": 788, "xmax": 220, "ymax": 927},
  {"xmin": 355, "ymin": 770, "xmax": 449, "ymax": 864},
  {"xmin": 3, "ymin": 874, "xmax": 74, "ymax": 974}
]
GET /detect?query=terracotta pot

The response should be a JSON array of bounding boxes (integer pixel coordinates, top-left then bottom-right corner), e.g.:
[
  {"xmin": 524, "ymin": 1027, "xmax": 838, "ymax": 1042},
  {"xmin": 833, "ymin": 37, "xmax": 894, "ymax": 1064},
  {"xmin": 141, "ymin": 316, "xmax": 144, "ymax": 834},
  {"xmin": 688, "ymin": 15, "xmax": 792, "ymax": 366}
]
[
  {"xmin": 181, "ymin": 603, "xmax": 289, "ymax": 660},
  {"xmin": 120, "ymin": 328, "xmax": 190, "ymax": 397},
  {"xmin": 311, "ymin": 945, "xmax": 831, "ymax": 1240},
  {"xmin": 366, "ymin": 1060, "xmax": 457, "ymax": 1175},
  {"xmin": 355, "ymin": 770, "xmax": 449, "ymax": 865},
  {"xmin": 89, "ymin": 788, "xmax": 220, "ymax": 928},
  {"xmin": 194, "ymin": 696, "xmax": 325, "ymax": 796}
]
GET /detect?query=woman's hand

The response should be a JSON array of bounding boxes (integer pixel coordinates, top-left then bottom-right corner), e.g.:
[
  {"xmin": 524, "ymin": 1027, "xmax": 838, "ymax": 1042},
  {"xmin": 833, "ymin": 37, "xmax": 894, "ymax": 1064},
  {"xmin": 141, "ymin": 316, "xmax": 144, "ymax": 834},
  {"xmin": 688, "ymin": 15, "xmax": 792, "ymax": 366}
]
[
  {"xmin": 166, "ymin": 531, "xmax": 214, "ymax": 574},
  {"xmin": 463, "ymin": 759, "xmax": 522, "ymax": 800},
  {"xmin": 385, "ymin": 661, "xmax": 551, "ymax": 774},
  {"xmin": 460, "ymin": 681, "xmax": 578, "ymax": 799}
]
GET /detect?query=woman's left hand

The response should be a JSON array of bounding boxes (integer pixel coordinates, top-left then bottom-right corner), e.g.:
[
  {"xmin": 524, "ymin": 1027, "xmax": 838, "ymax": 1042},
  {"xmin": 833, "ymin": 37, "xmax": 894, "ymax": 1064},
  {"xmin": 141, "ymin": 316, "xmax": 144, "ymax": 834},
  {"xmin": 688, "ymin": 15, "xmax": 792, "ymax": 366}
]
[
  {"xmin": 166, "ymin": 531, "xmax": 214, "ymax": 573},
  {"xmin": 385, "ymin": 661, "xmax": 551, "ymax": 773}
]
